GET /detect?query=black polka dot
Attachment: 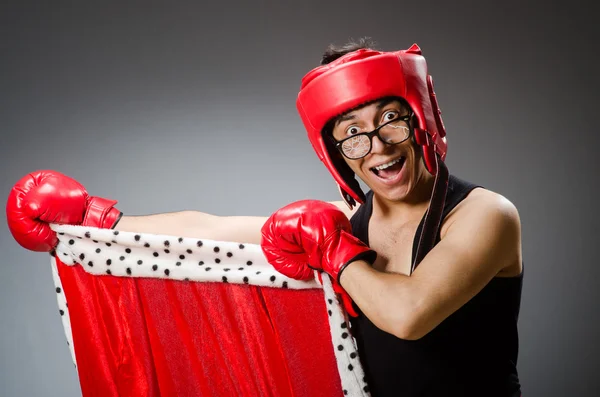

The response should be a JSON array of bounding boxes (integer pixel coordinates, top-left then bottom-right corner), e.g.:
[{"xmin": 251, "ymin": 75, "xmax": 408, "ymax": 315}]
[
  {"xmin": 106, "ymin": 242, "xmax": 112, "ymax": 247},
  {"xmin": 153, "ymin": 252, "xmax": 159, "ymax": 257},
  {"xmin": 341, "ymin": 322, "xmax": 347, "ymax": 329},
  {"xmin": 62, "ymin": 252, "xmax": 67, "ymax": 256},
  {"xmin": 206, "ymin": 267, "xmax": 212, "ymax": 271},
  {"xmin": 124, "ymin": 248, "xmax": 130, "ymax": 254},
  {"xmin": 184, "ymin": 278, "xmax": 189, "ymax": 281},
  {"xmin": 337, "ymin": 345, "xmax": 344, "ymax": 351},
  {"xmin": 348, "ymin": 364, "xmax": 354, "ymax": 371},
  {"xmin": 106, "ymin": 259, "xmax": 112, "ymax": 265},
  {"xmin": 213, "ymin": 247, "xmax": 220, "ymax": 253},
  {"xmin": 215, "ymin": 258, "xmax": 221, "ymax": 264},
  {"xmin": 68, "ymin": 239, "xmax": 75, "ymax": 245},
  {"xmin": 350, "ymin": 352, "xmax": 357, "ymax": 359},
  {"xmin": 79, "ymin": 253, "xmax": 85, "ymax": 260},
  {"xmin": 222, "ymin": 276, "xmax": 228, "ymax": 283},
  {"xmin": 164, "ymin": 240, "xmax": 170, "ymax": 247},
  {"xmin": 282, "ymin": 281, "xmax": 288, "ymax": 288},
  {"xmin": 134, "ymin": 235, "xmax": 141, "ymax": 241},
  {"xmin": 270, "ymin": 275, "xmax": 276, "ymax": 282},
  {"xmin": 328, "ymin": 310, "xmax": 332, "ymax": 316},
  {"xmin": 238, "ymin": 267, "xmax": 244, "ymax": 271},
  {"xmin": 144, "ymin": 243, "xmax": 150, "ymax": 248},
  {"xmin": 328, "ymin": 299, "xmax": 333, "ymax": 304},
  {"xmin": 84, "ymin": 232, "xmax": 91, "ymax": 238},
  {"xmin": 93, "ymin": 240, "xmax": 98, "ymax": 243},
  {"xmin": 186, "ymin": 249, "xmax": 192, "ymax": 254},
  {"xmin": 164, "ymin": 269, "xmax": 170, "ymax": 276},
  {"xmin": 137, "ymin": 260, "xmax": 143, "ymax": 265},
  {"xmin": 239, "ymin": 244, "xmax": 245, "ymax": 249},
  {"xmin": 246, "ymin": 261, "xmax": 253, "ymax": 266},
  {"xmin": 198, "ymin": 261, "xmax": 204, "ymax": 266},
  {"xmin": 179, "ymin": 255, "xmax": 185, "ymax": 260},
  {"xmin": 227, "ymin": 252, "xmax": 233, "ymax": 258},
  {"xmin": 106, "ymin": 269, "xmax": 112, "ymax": 275},
  {"xmin": 119, "ymin": 256, "xmax": 125, "ymax": 261},
  {"xmin": 224, "ymin": 268, "xmax": 230, "ymax": 272},
  {"xmin": 126, "ymin": 268, "xmax": 132, "ymax": 275},
  {"xmin": 95, "ymin": 248, "xmax": 101, "ymax": 253},
  {"xmin": 59, "ymin": 310, "xmax": 65, "ymax": 316},
  {"xmin": 243, "ymin": 277, "xmax": 249, "ymax": 283},
  {"xmin": 152, "ymin": 265, "xmax": 158, "ymax": 271},
  {"xmin": 58, "ymin": 232, "xmax": 65, "ymax": 235},
  {"xmin": 77, "ymin": 236, "xmax": 82, "ymax": 239},
  {"xmin": 56, "ymin": 287, "xmax": 61, "ymax": 293},
  {"xmin": 256, "ymin": 271, "xmax": 261, "ymax": 275},
  {"xmin": 343, "ymin": 390, "xmax": 348, "ymax": 396},
  {"xmin": 178, "ymin": 237, "xmax": 183, "ymax": 243},
  {"xmin": 111, "ymin": 240, "xmax": 117, "ymax": 244},
  {"xmin": 88, "ymin": 261, "xmax": 94, "ymax": 267},
  {"xmin": 342, "ymin": 332, "xmax": 349, "ymax": 339},
  {"xmin": 113, "ymin": 231, "xmax": 119, "ymax": 235},
  {"xmin": 197, "ymin": 240, "xmax": 203, "ymax": 247},
  {"xmin": 164, "ymin": 249, "xmax": 170, "ymax": 254}
]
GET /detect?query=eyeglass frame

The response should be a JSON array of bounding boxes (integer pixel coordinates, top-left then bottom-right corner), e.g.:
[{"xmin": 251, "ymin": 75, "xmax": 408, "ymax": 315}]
[{"xmin": 330, "ymin": 110, "xmax": 414, "ymax": 160}]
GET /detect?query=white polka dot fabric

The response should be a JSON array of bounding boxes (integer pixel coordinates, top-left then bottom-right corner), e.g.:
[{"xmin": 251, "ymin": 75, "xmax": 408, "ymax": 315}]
[{"xmin": 49, "ymin": 223, "xmax": 371, "ymax": 396}]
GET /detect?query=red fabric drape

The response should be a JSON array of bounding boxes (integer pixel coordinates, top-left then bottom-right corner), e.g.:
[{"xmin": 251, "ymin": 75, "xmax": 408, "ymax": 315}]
[{"xmin": 56, "ymin": 256, "xmax": 343, "ymax": 397}]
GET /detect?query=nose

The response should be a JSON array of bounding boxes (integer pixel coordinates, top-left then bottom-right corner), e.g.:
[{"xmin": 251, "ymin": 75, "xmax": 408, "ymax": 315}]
[{"xmin": 369, "ymin": 133, "xmax": 388, "ymax": 154}]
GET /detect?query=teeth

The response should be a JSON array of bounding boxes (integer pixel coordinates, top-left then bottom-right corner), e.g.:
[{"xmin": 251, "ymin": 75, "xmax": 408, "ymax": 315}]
[{"xmin": 374, "ymin": 158, "xmax": 402, "ymax": 171}]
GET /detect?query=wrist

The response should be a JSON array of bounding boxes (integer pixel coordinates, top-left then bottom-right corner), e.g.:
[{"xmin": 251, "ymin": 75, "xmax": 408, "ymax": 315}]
[
  {"xmin": 83, "ymin": 196, "xmax": 122, "ymax": 229},
  {"xmin": 327, "ymin": 230, "xmax": 376, "ymax": 284}
]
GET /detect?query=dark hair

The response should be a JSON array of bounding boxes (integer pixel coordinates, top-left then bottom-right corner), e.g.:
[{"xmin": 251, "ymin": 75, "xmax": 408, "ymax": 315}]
[{"xmin": 320, "ymin": 37, "xmax": 378, "ymax": 65}]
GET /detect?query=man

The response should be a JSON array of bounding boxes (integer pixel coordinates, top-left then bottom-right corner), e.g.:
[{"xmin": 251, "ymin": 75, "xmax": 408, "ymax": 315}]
[
  {"xmin": 259, "ymin": 39, "xmax": 524, "ymax": 396},
  {"xmin": 7, "ymin": 39, "xmax": 523, "ymax": 396}
]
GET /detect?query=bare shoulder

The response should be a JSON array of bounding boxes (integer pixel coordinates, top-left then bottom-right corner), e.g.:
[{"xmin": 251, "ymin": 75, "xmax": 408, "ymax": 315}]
[
  {"xmin": 442, "ymin": 187, "xmax": 522, "ymax": 275},
  {"xmin": 444, "ymin": 187, "xmax": 520, "ymax": 231},
  {"xmin": 328, "ymin": 200, "xmax": 362, "ymax": 220}
]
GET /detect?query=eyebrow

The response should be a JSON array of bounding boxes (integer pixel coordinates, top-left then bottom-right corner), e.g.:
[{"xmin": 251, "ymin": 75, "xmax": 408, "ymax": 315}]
[{"xmin": 334, "ymin": 98, "xmax": 404, "ymax": 128}]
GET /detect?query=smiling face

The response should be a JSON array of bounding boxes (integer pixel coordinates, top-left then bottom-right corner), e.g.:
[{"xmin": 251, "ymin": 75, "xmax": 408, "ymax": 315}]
[{"xmin": 330, "ymin": 97, "xmax": 432, "ymax": 205}]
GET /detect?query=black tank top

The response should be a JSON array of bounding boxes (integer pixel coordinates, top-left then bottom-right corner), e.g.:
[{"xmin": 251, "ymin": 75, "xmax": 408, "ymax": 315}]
[{"xmin": 349, "ymin": 175, "xmax": 523, "ymax": 397}]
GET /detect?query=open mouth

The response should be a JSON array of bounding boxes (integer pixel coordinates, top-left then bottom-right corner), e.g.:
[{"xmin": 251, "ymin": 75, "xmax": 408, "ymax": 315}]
[{"xmin": 370, "ymin": 157, "xmax": 405, "ymax": 180}]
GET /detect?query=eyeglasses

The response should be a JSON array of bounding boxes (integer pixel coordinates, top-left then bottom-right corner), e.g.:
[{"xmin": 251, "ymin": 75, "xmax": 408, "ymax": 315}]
[{"xmin": 332, "ymin": 111, "xmax": 413, "ymax": 160}]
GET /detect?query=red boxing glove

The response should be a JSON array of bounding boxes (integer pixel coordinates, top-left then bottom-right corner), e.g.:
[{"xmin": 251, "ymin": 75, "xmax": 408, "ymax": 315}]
[
  {"xmin": 6, "ymin": 170, "xmax": 122, "ymax": 252},
  {"xmin": 261, "ymin": 200, "xmax": 376, "ymax": 315}
]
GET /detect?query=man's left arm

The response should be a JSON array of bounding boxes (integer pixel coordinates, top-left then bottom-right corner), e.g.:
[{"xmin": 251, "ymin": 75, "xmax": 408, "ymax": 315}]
[{"xmin": 340, "ymin": 195, "xmax": 522, "ymax": 340}]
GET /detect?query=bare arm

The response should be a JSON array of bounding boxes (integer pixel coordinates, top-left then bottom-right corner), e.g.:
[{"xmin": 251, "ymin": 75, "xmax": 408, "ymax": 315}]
[
  {"xmin": 340, "ymin": 193, "xmax": 522, "ymax": 340},
  {"xmin": 114, "ymin": 211, "xmax": 269, "ymax": 245},
  {"xmin": 114, "ymin": 201, "xmax": 359, "ymax": 245}
]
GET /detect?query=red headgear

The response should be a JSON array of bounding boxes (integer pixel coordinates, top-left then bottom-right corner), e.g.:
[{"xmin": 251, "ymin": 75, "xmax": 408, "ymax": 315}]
[{"xmin": 296, "ymin": 44, "xmax": 448, "ymax": 209}]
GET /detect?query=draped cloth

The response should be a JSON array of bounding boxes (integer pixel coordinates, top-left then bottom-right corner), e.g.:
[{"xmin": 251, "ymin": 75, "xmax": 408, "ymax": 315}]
[{"xmin": 48, "ymin": 224, "xmax": 370, "ymax": 397}]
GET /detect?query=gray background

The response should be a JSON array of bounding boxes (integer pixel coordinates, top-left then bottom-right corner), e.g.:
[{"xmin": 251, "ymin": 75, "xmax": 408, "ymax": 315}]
[{"xmin": 1, "ymin": 1, "xmax": 597, "ymax": 396}]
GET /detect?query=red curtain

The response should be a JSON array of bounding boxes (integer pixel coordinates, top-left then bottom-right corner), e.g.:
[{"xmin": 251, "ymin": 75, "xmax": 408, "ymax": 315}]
[{"xmin": 56, "ymin": 255, "xmax": 343, "ymax": 397}]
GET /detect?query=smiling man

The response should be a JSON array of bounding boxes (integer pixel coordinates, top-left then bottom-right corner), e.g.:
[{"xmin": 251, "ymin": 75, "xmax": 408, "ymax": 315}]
[{"xmin": 260, "ymin": 39, "xmax": 524, "ymax": 396}]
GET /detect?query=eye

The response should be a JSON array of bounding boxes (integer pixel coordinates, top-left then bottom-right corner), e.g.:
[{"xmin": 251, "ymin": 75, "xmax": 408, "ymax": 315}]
[
  {"xmin": 382, "ymin": 110, "xmax": 399, "ymax": 121},
  {"xmin": 346, "ymin": 125, "xmax": 361, "ymax": 135}
]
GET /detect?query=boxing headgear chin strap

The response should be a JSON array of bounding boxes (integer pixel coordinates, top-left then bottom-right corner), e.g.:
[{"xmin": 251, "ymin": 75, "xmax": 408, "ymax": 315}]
[{"xmin": 296, "ymin": 44, "xmax": 450, "ymax": 272}]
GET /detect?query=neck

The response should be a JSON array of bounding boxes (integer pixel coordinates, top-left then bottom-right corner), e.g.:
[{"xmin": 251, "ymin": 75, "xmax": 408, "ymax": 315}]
[{"xmin": 372, "ymin": 170, "xmax": 435, "ymax": 221}]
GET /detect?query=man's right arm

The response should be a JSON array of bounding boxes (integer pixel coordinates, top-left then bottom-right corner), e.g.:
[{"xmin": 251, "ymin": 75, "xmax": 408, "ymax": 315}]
[
  {"xmin": 114, "ymin": 201, "xmax": 359, "ymax": 246},
  {"xmin": 115, "ymin": 212, "xmax": 269, "ymax": 245}
]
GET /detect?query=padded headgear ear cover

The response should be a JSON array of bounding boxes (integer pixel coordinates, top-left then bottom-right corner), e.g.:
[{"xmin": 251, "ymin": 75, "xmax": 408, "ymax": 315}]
[{"xmin": 296, "ymin": 44, "xmax": 448, "ymax": 208}]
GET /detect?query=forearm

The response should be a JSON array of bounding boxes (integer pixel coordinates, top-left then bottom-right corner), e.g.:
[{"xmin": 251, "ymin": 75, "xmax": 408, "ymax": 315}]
[
  {"xmin": 115, "ymin": 211, "xmax": 268, "ymax": 245},
  {"xmin": 340, "ymin": 260, "xmax": 419, "ymax": 339}
]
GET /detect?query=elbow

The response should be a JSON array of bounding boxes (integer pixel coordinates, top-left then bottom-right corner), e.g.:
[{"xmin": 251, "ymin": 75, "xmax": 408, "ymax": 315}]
[
  {"xmin": 388, "ymin": 303, "xmax": 430, "ymax": 341},
  {"xmin": 389, "ymin": 318, "xmax": 424, "ymax": 341}
]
